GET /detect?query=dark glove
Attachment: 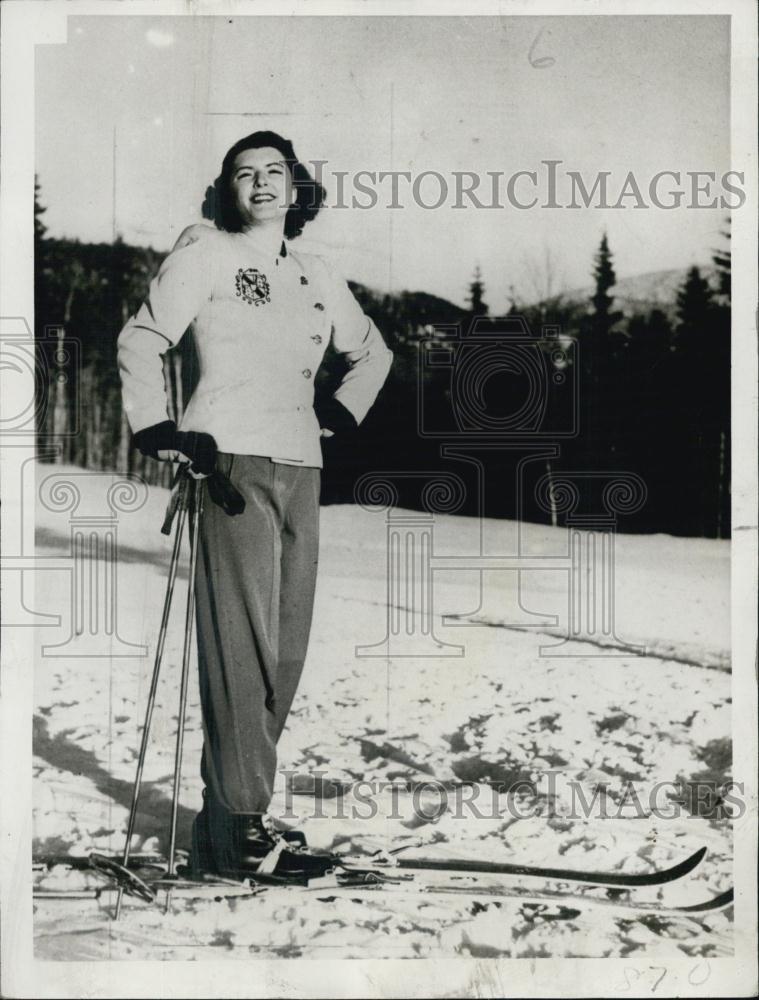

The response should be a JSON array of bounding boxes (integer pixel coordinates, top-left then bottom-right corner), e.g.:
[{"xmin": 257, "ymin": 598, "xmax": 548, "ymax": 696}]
[
  {"xmin": 174, "ymin": 430, "xmax": 218, "ymax": 476},
  {"xmin": 161, "ymin": 465, "xmax": 245, "ymax": 534},
  {"xmin": 314, "ymin": 397, "xmax": 357, "ymax": 436},
  {"xmin": 207, "ymin": 472, "xmax": 246, "ymax": 516},
  {"xmin": 132, "ymin": 419, "xmax": 178, "ymax": 458},
  {"xmin": 133, "ymin": 420, "xmax": 218, "ymax": 477}
]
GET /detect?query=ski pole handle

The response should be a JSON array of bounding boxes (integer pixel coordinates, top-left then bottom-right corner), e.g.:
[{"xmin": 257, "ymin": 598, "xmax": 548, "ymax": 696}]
[{"xmin": 161, "ymin": 469, "xmax": 190, "ymax": 535}]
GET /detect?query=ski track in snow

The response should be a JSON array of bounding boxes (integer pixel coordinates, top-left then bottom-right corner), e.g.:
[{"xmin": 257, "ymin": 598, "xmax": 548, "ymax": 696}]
[{"xmin": 32, "ymin": 465, "xmax": 733, "ymax": 960}]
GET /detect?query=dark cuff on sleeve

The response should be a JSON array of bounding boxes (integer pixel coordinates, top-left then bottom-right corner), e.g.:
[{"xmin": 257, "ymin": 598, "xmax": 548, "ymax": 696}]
[
  {"xmin": 133, "ymin": 420, "xmax": 177, "ymax": 459},
  {"xmin": 315, "ymin": 397, "xmax": 358, "ymax": 435}
]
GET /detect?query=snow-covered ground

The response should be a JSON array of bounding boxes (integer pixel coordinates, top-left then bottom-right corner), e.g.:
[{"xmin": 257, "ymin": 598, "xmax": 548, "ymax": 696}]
[{"xmin": 32, "ymin": 463, "xmax": 733, "ymax": 960}]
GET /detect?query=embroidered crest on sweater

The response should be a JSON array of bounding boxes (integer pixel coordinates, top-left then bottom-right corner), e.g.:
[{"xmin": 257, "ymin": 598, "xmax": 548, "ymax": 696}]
[{"xmin": 235, "ymin": 268, "xmax": 271, "ymax": 306}]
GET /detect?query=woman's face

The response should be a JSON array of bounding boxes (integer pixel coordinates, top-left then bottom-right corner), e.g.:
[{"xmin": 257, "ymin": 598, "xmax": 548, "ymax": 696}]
[{"xmin": 229, "ymin": 146, "xmax": 295, "ymax": 229}]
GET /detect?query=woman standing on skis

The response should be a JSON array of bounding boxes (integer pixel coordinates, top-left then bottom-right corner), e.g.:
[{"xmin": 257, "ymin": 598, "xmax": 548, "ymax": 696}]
[{"xmin": 117, "ymin": 131, "xmax": 392, "ymax": 877}]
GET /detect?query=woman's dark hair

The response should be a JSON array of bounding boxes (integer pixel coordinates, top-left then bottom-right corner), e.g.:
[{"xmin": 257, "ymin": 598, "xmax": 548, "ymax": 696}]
[{"xmin": 203, "ymin": 130, "xmax": 325, "ymax": 240}]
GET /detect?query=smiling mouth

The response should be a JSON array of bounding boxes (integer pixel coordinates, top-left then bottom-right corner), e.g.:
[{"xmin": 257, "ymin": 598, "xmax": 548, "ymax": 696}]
[{"xmin": 251, "ymin": 194, "xmax": 275, "ymax": 204}]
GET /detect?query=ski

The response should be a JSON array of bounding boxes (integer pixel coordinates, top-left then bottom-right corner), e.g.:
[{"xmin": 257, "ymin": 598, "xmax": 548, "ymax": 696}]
[
  {"xmin": 361, "ymin": 845, "xmax": 708, "ymax": 887},
  {"xmin": 32, "ymin": 844, "xmax": 708, "ymax": 890},
  {"xmin": 33, "ymin": 873, "xmax": 734, "ymax": 917},
  {"xmin": 32, "ymin": 844, "xmax": 729, "ymax": 920}
]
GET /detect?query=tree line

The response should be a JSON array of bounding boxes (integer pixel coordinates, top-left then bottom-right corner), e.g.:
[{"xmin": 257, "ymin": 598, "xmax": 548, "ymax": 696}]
[{"xmin": 34, "ymin": 182, "xmax": 730, "ymax": 537}]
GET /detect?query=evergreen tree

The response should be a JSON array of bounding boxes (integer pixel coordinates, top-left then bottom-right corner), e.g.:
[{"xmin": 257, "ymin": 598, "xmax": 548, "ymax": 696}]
[
  {"xmin": 711, "ymin": 218, "xmax": 731, "ymax": 302},
  {"xmin": 672, "ymin": 265, "xmax": 728, "ymax": 536},
  {"xmin": 676, "ymin": 265, "xmax": 714, "ymax": 331},
  {"xmin": 467, "ymin": 265, "xmax": 488, "ymax": 315},
  {"xmin": 619, "ymin": 308, "xmax": 674, "ymax": 530},
  {"xmin": 673, "ymin": 265, "xmax": 717, "ymax": 422},
  {"xmin": 590, "ymin": 232, "xmax": 622, "ymax": 334},
  {"xmin": 580, "ymin": 233, "xmax": 623, "ymax": 472},
  {"xmin": 34, "ymin": 175, "xmax": 47, "ymax": 242},
  {"xmin": 674, "ymin": 265, "xmax": 720, "ymax": 396},
  {"xmin": 708, "ymin": 223, "xmax": 731, "ymax": 536}
]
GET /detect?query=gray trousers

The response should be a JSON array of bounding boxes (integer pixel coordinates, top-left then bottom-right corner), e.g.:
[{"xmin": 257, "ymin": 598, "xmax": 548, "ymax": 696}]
[{"xmin": 194, "ymin": 453, "xmax": 320, "ymax": 815}]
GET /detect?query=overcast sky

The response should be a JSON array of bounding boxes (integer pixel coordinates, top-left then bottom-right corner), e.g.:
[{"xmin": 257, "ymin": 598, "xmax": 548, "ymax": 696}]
[{"xmin": 36, "ymin": 14, "xmax": 731, "ymax": 311}]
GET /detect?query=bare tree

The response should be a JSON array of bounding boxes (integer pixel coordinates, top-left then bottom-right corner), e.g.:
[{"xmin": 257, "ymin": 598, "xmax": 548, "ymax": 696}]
[{"xmin": 521, "ymin": 244, "xmax": 566, "ymax": 305}]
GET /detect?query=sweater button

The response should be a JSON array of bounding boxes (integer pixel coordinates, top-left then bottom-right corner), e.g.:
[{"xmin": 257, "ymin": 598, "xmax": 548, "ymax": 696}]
[
  {"xmin": 314, "ymin": 302, "xmax": 325, "ymax": 311},
  {"xmin": 311, "ymin": 334, "xmax": 323, "ymax": 344},
  {"xmin": 302, "ymin": 368, "xmax": 312, "ymax": 379}
]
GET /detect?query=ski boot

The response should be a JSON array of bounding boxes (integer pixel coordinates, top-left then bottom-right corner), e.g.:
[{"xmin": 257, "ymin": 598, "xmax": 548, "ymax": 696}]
[{"xmin": 187, "ymin": 791, "xmax": 310, "ymax": 882}]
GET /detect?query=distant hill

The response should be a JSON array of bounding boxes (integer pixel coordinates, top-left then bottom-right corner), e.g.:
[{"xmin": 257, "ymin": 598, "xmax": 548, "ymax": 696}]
[
  {"xmin": 348, "ymin": 281, "xmax": 470, "ymax": 322},
  {"xmin": 352, "ymin": 265, "xmax": 724, "ymax": 331},
  {"xmin": 559, "ymin": 265, "xmax": 721, "ymax": 321}
]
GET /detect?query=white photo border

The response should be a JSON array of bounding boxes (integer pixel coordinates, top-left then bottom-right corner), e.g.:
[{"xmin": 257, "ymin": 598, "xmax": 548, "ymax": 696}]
[{"xmin": 1, "ymin": 1, "xmax": 756, "ymax": 997}]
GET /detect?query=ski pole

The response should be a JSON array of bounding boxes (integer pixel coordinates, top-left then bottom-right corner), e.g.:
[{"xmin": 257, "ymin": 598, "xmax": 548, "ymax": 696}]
[
  {"xmin": 114, "ymin": 471, "xmax": 190, "ymax": 921},
  {"xmin": 164, "ymin": 476, "xmax": 205, "ymax": 913}
]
